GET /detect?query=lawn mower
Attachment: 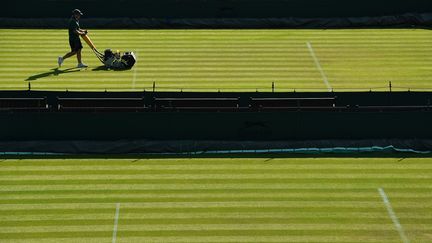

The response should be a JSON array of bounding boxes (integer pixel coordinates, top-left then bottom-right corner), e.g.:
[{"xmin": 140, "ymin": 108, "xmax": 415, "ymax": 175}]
[{"xmin": 81, "ymin": 34, "xmax": 136, "ymax": 70}]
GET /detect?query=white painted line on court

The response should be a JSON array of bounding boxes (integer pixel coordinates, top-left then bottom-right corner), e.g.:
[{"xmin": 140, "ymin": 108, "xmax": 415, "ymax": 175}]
[
  {"xmin": 112, "ymin": 203, "xmax": 121, "ymax": 243},
  {"xmin": 132, "ymin": 52, "xmax": 138, "ymax": 90},
  {"xmin": 378, "ymin": 188, "xmax": 410, "ymax": 243},
  {"xmin": 306, "ymin": 42, "xmax": 332, "ymax": 91}
]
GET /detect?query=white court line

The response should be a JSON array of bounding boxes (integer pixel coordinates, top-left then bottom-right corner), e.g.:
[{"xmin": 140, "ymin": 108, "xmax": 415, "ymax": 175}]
[
  {"xmin": 112, "ymin": 203, "xmax": 121, "ymax": 243},
  {"xmin": 378, "ymin": 188, "xmax": 410, "ymax": 243},
  {"xmin": 132, "ymin": 52, "xmax": 138, "ymax": 90},
  {"xmin": 306, "ymin": 42, "xmax": 332, "ymax": 91}
]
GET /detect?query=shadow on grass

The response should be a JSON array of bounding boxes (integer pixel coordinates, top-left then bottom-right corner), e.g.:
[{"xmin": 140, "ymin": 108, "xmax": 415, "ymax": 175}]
[
  {"xmin": 92, "ymin": 65, "xmax": 131, "ymax": 72},
  {"xmin": 91, "ymin": 65, "xmax": 109, "ymax": 71},
  {"xmin": 26, "ymin": 65, "xmax": 131, "ymax": 81},
  {"xmin": 26, "ymin": 67, "xmax": 82, "ymax": 81}
]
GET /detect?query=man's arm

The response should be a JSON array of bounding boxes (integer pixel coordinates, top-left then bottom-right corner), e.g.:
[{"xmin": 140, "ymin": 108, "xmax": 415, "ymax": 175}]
[{"xmin": 74, "ymin": 29, "xmax": 88, "ymax": 36}]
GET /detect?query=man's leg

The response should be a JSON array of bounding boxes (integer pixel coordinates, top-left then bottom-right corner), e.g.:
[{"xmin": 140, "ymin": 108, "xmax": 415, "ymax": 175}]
[
  {"xmin": 58, "ymin": 51, "xmax": 77, "ymax": 67},
  {"xmin": 76, "ymin": 49, "xmax": 87, "ymax": 68},
  {"xmin": 76, "ymin": 49, "xmax": 82, "ymax": 64},
  {"xmin": 58, "ymin": 51, "xmax": 76, "ymax": 67},
  {"xmin": 63, "ymin": 51, "xmax": 77, "ymax": 60}
]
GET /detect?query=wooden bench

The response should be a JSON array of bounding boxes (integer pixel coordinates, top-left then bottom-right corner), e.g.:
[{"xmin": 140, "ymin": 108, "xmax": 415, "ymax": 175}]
[
  {"xmin": 57, "ymin": 97, "xmax": 146, "ymax": 112},
  {"xmin": 153, "ymin": 97, "xmax": 240, "ymax": 111},
  {"xmin": 355, "ymin": 105, "xmax": 431, "ymax": 112},
  {"xmin": 250, "ymin": 97, "xmax": 337, "ymax": 110},
  {"xmin": 0, "ymin": 97, "xmax": 48, "ymax": 111}
]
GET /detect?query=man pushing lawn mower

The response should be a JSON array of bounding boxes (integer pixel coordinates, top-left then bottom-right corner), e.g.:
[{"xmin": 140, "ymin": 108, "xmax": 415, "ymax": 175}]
[
  {"xmin": 58, "ymin": 9, "xmax": 88, "ymax": 68},
  {"xmin": 58, "ymin": 8, "xmax": 136, "ymax": 70}
]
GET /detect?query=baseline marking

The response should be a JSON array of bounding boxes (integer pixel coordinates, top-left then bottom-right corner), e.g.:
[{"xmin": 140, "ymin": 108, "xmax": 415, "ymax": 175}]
[
  {"xmin": 378, "ymin": 188, "xmax": 410, "ymax": 243},
  {"xmin": 306, "ymin": 41, "xmax": 332, "ymax": 91},
  {"xmin": 112, "ymin": 203, "xmax": 121, "ymax": 243},
  {"xmin": 132, "ymin": 52, "xmax": 138, "ymax": 90}
]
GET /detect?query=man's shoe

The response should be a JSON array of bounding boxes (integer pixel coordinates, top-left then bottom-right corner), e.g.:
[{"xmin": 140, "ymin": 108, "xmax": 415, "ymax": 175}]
[
  {"xmin": 77, "ymin": 63, "xmax": 88, "ymax": 68},
  {"xmin": 57, "ymin": 56, "xmax": 63, "ymax": 67}
]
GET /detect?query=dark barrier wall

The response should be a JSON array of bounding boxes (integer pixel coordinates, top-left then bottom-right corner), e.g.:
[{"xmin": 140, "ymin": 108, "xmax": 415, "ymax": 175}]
[
  {"xmin": 4, "ymin": 0, "xmax": 432, "ymax": 18},
  {"xmin": 2, "ymin": 111, "xmax": 432, "ymax": 141},
  {"xmin": 1, "ymin": 91, "xmax": 432, "ymax": 141}
]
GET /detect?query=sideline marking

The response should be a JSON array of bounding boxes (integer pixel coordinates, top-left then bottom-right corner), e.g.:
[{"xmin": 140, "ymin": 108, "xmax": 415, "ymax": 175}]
[
  {"xmin": 132, "ymin": 52, "xmax": 138, "ymax": 90},
  {"xmin": 112, "ymin": 203, "xmax": 121, "ymax": 243},
  {"xmin": 378, "ymin": 188, "xmax": 410, "ymax": 243},
  {"xmin": 306, "ymin": 42, "xmax": 332, "ymax": 91}
]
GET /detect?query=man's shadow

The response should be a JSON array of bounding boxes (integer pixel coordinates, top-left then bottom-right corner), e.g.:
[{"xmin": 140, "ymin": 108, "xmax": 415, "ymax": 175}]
[{"xmin": 26, "ymin": 67, "xmax": 82, "ymax": 81}]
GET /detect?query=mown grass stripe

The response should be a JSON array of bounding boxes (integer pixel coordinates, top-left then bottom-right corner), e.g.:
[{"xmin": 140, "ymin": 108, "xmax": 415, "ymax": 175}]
[
  {"xmin": 0, "ymin": 187, "xmax": 430, "ymax": 194},
  {"xmin": 3, "ymin": 217, "xmax": 424, "ymax": 227},
  {"xmin": 0, "ymin": 197, "xmax": 399, "ymax": 204},
  {"xmin": 2, "ymin": 173, "xmax": 429, "ymax": 180},
  {"xmin": 0, "ymin": 224, "xmax": 413, "ymax": 234},
  {"xmin": 1, "ymin": 195, "xmax": 429, "ymax": 204},
  {"xmin": 0, "ymin": 229, "xmax": 406, "ymax": 239},
  {"xmin": 1, "ymin": 178, "xmax": 430, "ymax": 185},
  {"xmin": 2, "ymin": 212, "xmax": 426, "ymax": 221},
  {"xmin": 1, "ymin": 168, "xmax": 431, "ymax": 174}
]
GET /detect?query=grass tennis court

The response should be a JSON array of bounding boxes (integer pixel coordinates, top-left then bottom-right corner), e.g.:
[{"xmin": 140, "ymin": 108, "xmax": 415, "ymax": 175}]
[
  {"xmin": 1, "ymin": 29, "xmax": 432, "ymax": 91},
  {"xmin": 1, "ymin": 28, "xmax": 432, "ymax": 243},
  {"xmin": 0, "ymin": 157, "xmax": 431, "ymax": 242}
]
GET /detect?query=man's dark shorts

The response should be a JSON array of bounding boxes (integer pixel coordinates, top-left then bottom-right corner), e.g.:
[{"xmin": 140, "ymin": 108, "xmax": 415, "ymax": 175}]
[{"xmin": 69, "ymin": 39, "xmax": 83, "ymax": 52}]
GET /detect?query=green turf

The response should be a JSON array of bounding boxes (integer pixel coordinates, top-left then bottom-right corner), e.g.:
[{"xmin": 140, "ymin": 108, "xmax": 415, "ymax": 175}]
[
  {"xmin": 1, "ymin": 29, "xmax": 431, "ymax": 91},
  {"xmin": 0, "ymin": 157, "xmax": 431, "ymax": 242}
]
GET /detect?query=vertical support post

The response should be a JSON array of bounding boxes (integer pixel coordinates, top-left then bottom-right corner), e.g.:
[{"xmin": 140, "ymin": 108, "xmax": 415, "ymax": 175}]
[
  {"xmin": 272, "ymin": 82, "xmax": 275, "ymax": 93},
  {"xmin": 152, "ymin": 81, "xmax": 156, "ymax": 92},
  {"xmin": 389, "ymin": 81, "xmax": 392, "ymax": 92}
]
